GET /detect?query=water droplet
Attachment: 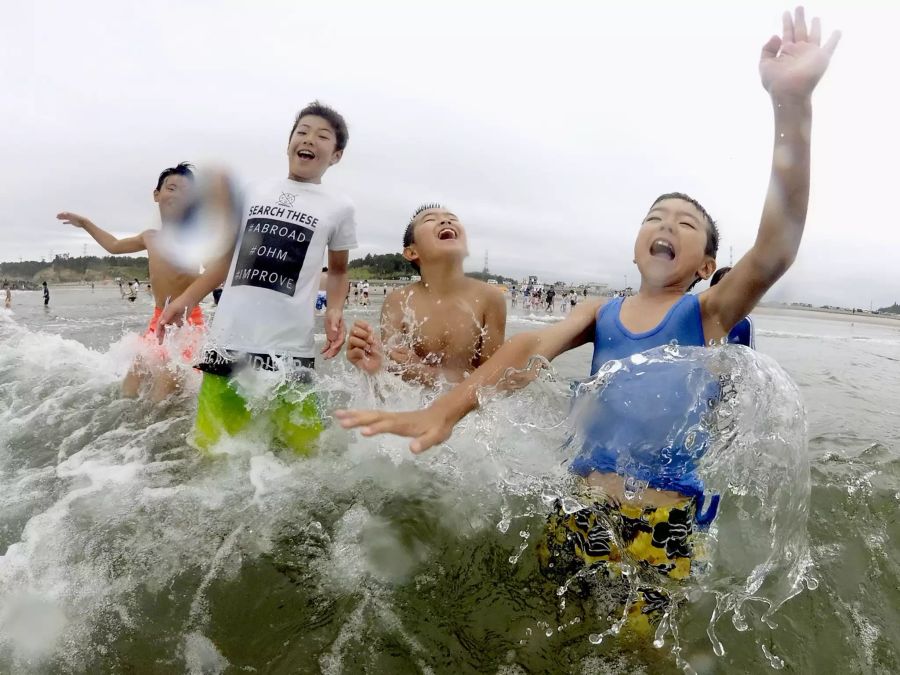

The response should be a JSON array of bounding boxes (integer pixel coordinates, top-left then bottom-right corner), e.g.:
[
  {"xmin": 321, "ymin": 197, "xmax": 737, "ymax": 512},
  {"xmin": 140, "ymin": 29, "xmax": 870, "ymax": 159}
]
[
  {"xmin": 545, "ymin": 628, "xmax": 553, "ymax": 637},
  {"xmin": 588, "ymin": 633, "xmax": 603, "ymax": 645},
  {"xmin": 779, "ymin": 132, "xmax": 785, "ymax": 138},
  {"xmin": 497, "ymin": 518, "xmax": 510, "ymax": 533},
  {"xmin": 762, "ymin": 645, "xmax": 784, "ymax": 669}
]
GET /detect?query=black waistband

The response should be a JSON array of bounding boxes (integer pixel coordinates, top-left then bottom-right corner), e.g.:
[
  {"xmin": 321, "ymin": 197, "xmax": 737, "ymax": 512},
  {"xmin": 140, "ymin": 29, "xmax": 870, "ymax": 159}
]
[{"xmin": 197, "ymin": 349, "xmax": 315, "ymax": 377}]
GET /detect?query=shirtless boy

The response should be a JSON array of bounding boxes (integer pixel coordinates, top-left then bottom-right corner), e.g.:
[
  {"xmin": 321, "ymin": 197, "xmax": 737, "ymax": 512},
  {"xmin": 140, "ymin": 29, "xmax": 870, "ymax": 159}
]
[
  {"xmin": 346, "ymin": 205, "xmax": 506, "ymax": 386},
  {"xmin": 58, "ymin": 162, "xmax": 201, "ymax": 401}
]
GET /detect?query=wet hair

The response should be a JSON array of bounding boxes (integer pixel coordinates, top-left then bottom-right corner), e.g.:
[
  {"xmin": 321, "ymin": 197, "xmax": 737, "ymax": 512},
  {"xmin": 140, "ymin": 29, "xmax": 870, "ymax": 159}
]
[
  {"xmin": 402, "ymin": 203, "xmax": 445, "ymax": 272},
  {"xmin": 651, "ymin": 192, "xmax": 719, "ymax": 291},
  {"xmin": 289, "ymin": 101, "xmax": 349, "ymax": 152},
  {"xmin": 709, "ymin": 266, "xmax": 732, "ymax": 287},
  {"xmin": 155, "ymin": 162, "xmax": 195, "ymax": 192}
]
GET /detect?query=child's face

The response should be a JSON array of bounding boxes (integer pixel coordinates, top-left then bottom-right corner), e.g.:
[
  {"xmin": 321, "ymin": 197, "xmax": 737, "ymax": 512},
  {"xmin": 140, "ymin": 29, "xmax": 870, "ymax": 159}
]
[
  {"xmin": 287, "ymin": 115, "xmax": 342, "ymax": 182},
  {"xmin": 153, "ymin": 175, "xmax": 193, "ymax": 223},
  {"xmin": 633, "ymin": 198, "xmax": 715, "ymax": 288},
  {"xmin": 404, "ymin": 208, "xmax": 469, "ymax": 268}
]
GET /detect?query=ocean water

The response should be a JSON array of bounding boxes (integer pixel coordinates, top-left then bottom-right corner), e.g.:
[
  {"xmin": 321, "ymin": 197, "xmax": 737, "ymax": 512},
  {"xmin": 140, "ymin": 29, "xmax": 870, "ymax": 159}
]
[{"xmin": 0, "ymin": 287, "xmax": 897, "ymax": 674}]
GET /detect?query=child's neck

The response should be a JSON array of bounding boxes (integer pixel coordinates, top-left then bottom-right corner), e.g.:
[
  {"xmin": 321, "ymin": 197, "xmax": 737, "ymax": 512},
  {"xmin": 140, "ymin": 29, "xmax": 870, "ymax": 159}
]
[
  {"xmin": 419, "ymin": 260, "xmax": 466, "ymax": 294},
  {"xmin": 287, "ymin": 173, "xmax": 323, "ymax": 185},
  {"xmin": 634, "ymin": 282, "xmax": 689, "ymax": 303}
]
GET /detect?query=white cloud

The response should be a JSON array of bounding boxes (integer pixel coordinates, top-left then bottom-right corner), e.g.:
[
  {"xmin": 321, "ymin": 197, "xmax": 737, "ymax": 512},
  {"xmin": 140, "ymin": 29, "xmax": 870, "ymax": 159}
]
[{"xmin": 2, "ymin": 0, "xmax": 898, "ymax": 308}]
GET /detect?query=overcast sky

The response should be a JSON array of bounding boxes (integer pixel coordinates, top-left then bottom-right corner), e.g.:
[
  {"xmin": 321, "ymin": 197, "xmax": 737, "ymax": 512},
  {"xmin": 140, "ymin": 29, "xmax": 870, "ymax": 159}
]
[{"xmin": 2, "ymin": 1, "xmax": 897, "ymax": 308}]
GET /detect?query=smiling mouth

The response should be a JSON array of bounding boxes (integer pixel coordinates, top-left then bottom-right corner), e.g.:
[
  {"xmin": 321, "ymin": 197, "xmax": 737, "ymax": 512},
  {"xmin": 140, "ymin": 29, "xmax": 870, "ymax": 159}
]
[
  {"xmin": 438, "ymin": 227, "xmax": 458, "ymax": 241},
  {"xmin": 650, "ymin": 239, "xmax": 675, "ymax": 260},
  {"xmin": 297, "ymin": 150, "xmax": 316, "ymax": 160}
]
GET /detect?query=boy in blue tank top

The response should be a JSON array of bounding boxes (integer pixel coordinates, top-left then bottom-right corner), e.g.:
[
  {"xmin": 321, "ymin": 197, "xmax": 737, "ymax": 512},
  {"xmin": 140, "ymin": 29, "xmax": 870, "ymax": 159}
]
[{"xmin": 337, "ymin": 7, "xmax": 839, "ymax": 629}]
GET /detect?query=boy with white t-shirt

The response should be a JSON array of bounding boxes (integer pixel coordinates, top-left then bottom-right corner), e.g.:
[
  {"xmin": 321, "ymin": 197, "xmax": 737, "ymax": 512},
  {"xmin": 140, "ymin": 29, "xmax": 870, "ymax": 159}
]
[{"xmin": 157, "ymin": 101, "xmax": 356, "ymax": 453}]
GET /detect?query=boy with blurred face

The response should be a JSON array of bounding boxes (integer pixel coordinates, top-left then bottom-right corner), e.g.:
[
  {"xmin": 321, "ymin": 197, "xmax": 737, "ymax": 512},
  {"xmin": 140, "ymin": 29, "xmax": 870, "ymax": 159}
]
[
  {"xmin": 338, "ymin": 7, "xmax": 839, "ymax": 628},
  {"xmin": 157, "ymin": 101, "xmax": 357, "ymax": 454},
  {"xmin": 57, "ymin": 162, "xmax": 202, "ymax": 402},
  {"xmin": 346, "ymin": 205, "xmax": 506, "ymax": 386}
]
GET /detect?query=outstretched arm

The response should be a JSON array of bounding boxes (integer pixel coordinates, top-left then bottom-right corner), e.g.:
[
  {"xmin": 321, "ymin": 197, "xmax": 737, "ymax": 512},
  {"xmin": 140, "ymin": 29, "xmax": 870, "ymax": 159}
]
[
  {"xmin": 703, "ymin": 7, "xmax": 840, "ymax": 334},
  {"xmin": 335, "ymin": 297, "xmax": 602, "ymax": 453},
  {"xmin": 56, "ymin": 212, "xmax": 146, "ymax": 254}
]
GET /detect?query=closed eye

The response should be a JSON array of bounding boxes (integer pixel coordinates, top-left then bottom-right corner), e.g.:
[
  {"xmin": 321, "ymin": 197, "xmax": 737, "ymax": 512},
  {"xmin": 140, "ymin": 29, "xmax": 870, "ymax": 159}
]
[
  {"xmin": 680, "ymin": 221, "xmax": 696, "ymax": 229},
  {"xmin": 645, "ymin": 216, "xmax": 660, "ymax": 223}
]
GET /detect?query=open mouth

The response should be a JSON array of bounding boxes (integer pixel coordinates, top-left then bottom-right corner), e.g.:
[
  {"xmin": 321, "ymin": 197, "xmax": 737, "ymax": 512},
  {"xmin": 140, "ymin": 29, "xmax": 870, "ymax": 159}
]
[
  {"xmin": 437, "ymin": 227, "xmax": 458, "ymax": 241},
  {"xmin": 649, "ymin": 238, "xmax": 675, "ymax": 261},
  {"xmin": 297, "ymin": 149, "xmax": 316, "ymax": 160}
]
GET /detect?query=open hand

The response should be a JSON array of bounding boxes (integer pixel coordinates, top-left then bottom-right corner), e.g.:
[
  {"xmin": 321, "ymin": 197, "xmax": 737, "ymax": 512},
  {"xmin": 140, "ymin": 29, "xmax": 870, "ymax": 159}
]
[
  {"xmin": 321, "ymin": 308, "xmax": 346, "ymax": 359},
  {"xmin": 335, "ymin": 405, "xmax": 454, "ymax": 454},
  {"xmin": 56, "ymin": 212, "xmax": 90, "ymax": 228},
  {"xmin": 346, "ymin": 320, "xmax": 383, "ymax": 374},
  {"xmin": 760, "ymin": 7, "xmax": 840, "ymax": 100}
]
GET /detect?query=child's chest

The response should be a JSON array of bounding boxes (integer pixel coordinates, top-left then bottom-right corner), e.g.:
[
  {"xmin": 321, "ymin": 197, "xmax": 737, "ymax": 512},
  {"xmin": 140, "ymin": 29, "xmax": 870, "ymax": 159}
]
[{"xmin": 402, "ymin": 296, "xmax": 485, "ymax": 357}]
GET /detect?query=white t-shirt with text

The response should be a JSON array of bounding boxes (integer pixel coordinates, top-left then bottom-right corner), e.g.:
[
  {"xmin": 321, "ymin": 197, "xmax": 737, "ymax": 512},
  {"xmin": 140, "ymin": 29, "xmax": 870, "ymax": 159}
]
[{"xmin": 210, "ymin": 178, "xmax": 357, "ymax": 358}]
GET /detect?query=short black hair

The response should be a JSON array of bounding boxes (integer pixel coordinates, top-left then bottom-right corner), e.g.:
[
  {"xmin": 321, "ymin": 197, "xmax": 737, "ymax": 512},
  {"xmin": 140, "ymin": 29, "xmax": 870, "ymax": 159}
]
[
  {"xmin": 155, "ymin": 162, "xmax": 195, "ymax": 192},
  {"xmin": 651, "ymin": 192, "xmax": 719, "ymax": 259},
  {"xmin": 289, "ymin": 101, "xmax": 349, "ymax": 152},
  {"xmin": 402, "ymin": 203, "xmax": 445, "ymax": 272},
  {"xmin": 709, "ymin": 266, "xmax": 732, "ymax": 287}
]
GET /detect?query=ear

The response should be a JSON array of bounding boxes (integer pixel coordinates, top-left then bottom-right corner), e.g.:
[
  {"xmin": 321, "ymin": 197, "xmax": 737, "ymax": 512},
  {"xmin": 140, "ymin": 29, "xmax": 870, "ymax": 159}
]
[
  {"xmin": 402, "ymin": 246, "xmax": 419, "ymax": 267},
  {"xmin": 697, "ymin": 257, "xmax": 717, "ymax": 281},
  {"xmin": 329, "ymin": 149, "xmax": 343, "ymax": 166},
  {"xmin": 153, "ymin": 189, "xmax": 160, "ymax": 204}
]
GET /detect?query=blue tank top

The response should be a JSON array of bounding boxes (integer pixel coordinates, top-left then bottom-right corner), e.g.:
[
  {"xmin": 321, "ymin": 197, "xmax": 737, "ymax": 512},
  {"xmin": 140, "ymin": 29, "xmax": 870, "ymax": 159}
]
[
  {"xmin": 571, "ymin": 295, "xmax": 719, "ymax": 524},
  {"xmin": 728, "ymin": 316, "xmax": 754, "ymax": 348}
]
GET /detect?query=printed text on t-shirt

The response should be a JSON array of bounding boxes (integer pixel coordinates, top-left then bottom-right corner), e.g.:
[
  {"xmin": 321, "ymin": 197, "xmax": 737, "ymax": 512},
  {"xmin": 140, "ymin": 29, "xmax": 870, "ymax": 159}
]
[{"xmin": 231, "ymin": 216, "xmax": 315, "ymax": 297}]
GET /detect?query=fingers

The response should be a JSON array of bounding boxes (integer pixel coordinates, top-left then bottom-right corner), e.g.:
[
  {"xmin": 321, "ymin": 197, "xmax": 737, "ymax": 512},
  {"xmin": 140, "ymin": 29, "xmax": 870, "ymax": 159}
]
[
  {"xmin": 781, "ymin": 10, "xmax": 794, "ymax": 44},
  {"xmin": 410, "ymin": 428, "xmax": 447, "ymax": 454},
  {"xmin": 809, "ymin": 16, "xmax": 821, "ymax": 45},
  {"xmin": 823, "ymin": 30, "xmax": 841, "ymax": 57},
  {"xmin": 335, "ymin": 409, "xmax": 386, "ymax": 430},
  {"xmin": 793, "ymin": 6, "xmax": 807, "ymax": 43},
  {"xmin": 761, "ymin": 34, "xmax": 782, "ymax": 60},
  {"xmin": 320, "ymin": 338, "xmax": 344, "ymax": 359}
]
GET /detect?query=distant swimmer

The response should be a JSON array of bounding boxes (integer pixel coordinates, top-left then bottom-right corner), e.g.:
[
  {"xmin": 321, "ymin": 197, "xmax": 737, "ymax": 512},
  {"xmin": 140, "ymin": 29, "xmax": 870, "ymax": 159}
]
[
  {"xmin": 316, "ymin": 267, "xmax": 328, "ymax": 314},
  {"xmin": 42, "ymin": 281, "xmax": 50, "ymax": 306},
  {"xmin": 346, "ymin": 204, "xmax": 506, "ymax": 386},
  {"xmin": 58, "ymin": 162, "xmax": 206, "ymax": 402}
]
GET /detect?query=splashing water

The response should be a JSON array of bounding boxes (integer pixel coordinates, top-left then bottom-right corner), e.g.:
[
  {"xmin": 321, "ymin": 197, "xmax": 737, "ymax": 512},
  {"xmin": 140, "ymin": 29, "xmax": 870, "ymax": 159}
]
[{"xmin": 0, "ymin": 299, "xmax": 894, "ymax": 673}]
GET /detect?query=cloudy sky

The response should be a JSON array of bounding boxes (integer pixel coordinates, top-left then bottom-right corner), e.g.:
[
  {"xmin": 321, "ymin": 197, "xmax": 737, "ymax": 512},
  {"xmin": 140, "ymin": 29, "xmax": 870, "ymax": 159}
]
[{"xmin": 2, "ymin": 1, "xmax": 897, "ymax": 308}]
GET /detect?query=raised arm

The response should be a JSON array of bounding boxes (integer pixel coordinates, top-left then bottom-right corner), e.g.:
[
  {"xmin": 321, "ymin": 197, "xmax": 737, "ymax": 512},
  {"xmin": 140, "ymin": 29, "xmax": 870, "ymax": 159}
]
[
  {"xmin": 56, "ymin": 212, "xmax": 146, "ymax": 254},
  {"xmin": 703, "ymin": 7, "xmax": 840, "ymax": 334},
  {"xmin": 335, "ymin": 297, "xmax": 602, "ymax": 453}
]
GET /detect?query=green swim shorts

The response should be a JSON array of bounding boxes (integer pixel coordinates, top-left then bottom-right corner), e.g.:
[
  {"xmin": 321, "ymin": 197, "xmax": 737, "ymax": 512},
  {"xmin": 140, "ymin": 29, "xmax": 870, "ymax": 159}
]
[{"xmin": 191, "ymin": 371, "xmax": 324, "ymax": 455}]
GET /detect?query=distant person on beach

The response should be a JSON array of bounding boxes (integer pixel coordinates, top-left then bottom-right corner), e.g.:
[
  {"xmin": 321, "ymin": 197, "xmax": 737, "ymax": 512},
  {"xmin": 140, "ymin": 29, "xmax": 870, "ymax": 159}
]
[
  {"xmin": 338, "ymin": 7, "xmax": 839, "ymax": 632},
  {"xmin": 316, "ymin": 267, "xmax": 328, "ymax": 314},
  {"xmin": 346, "ymin": 204, "xmax": 506, "ymax": 385},
  {"xmin": 3, "ymin": 281, "xmax": 10, "ymax": 308},
  {"xmin": 57, "ymin": 161, "xmax": 205, "ymax": 401},
  {"xmin": 42, "ymin": 281, "xmax": 49, "ymax": 306},
  {"xmin": 709, "ymin": 266, "xmax": 755, "ymax": 348},
  {"xmin": 155, "ymin": 101, "xmax": 355, "ymax": 455}
]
